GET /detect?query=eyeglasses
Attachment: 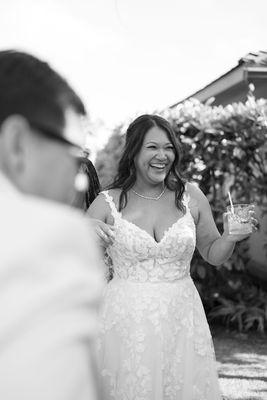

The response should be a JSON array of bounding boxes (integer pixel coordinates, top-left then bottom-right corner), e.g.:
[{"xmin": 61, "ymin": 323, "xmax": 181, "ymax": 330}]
[
  {"xmin": 29, "ymin": 121, "xmax": 75, "ymax": 146},
  {"xmin": 29, "ymin": 121, "xmax": 89, "ymax": 193}
]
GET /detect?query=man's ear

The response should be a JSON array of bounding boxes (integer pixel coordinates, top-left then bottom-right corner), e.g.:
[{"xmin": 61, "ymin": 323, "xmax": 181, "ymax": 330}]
[{"xmin": 0, "ymin": 115, "xmax": 30, "ymax": 176}]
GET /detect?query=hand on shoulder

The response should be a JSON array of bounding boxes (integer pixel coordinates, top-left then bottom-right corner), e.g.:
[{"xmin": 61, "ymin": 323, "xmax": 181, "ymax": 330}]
[
  {"xmin": 87, "ymin": 192, "xmax": 116, "ymax": 249},
  {"xmin": 90, "ymin": 218, "xmax": 115, "ymax": 248}
]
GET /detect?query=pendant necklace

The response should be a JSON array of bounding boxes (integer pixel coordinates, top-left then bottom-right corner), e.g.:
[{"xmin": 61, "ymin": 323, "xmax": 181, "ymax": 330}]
[{"xmin": 132, "ymin": 186, "xmax": 166, "ymax": 201}]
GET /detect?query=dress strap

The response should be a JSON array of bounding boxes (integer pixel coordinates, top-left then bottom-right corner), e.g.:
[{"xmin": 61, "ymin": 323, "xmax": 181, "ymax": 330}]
[
  {"xmin": 101, "ymin": 190, "xmax": 120, "ymax": 220},
  {"xmin": 182, "ymin": 193, "xmax": 190, "ymax": 208},
  {"xmin": 182, "ymin": 183, "xmax": 190, "ymax": 209}
]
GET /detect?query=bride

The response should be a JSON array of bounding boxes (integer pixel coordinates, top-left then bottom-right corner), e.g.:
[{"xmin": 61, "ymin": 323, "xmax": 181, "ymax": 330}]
[{"xmin": 88, "ymin": 114, "xmax": 257, "ymax": 400}]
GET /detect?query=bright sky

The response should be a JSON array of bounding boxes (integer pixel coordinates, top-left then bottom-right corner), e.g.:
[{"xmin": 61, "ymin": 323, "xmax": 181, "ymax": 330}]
[{"xmin": 0, "ymin": 0, "xmax": 267, "ymax": 152}]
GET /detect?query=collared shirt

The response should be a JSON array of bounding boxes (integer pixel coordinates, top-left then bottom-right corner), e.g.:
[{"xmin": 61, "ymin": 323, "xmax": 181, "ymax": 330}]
[{"xmin": 0, "ymin": 171, "xmax": 18, "ymax": 195}]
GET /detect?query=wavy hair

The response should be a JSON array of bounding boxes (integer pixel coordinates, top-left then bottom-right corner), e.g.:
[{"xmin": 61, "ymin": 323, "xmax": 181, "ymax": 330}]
[
  {"xmin": 73, "ymin": 158, "xmax": 101, "ymax": 211},
  {"xmin": 109, "ymin": 114, "xmax": 186, "ymax": 211}
]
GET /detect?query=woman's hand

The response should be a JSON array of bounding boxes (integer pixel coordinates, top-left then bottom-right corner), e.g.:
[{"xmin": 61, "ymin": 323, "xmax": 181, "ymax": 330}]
[
  {"xmin": 90, "ymin": 218, "xmax": 115, "ymax": 248},
  {"xmin": 222, "ymin": 209, "xmax": 259, "ymax": 243}
]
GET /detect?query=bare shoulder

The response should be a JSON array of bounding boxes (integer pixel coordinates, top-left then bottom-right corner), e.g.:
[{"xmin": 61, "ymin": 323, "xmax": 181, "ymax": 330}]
[
  {"xmin": 106, "ymin": 188, "xmax": 122, "ymax": 208},
  {"xmin": 87, "ymin": 192, "xmax": 110, "ymax": 221},
  {"xmin": 186, "ymin": 182, "xmax": 209, "ymax": 206}
]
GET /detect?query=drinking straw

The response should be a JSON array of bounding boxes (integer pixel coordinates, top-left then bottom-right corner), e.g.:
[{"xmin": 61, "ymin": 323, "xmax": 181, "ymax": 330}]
[{"xmin": 228, "ymin": 191, "xmax": 234, "ymax": 214}]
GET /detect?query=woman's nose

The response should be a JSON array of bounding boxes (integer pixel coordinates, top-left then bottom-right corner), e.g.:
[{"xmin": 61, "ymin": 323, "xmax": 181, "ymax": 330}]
[{"xmin": 156, "ymin": 149, "xmax": 167, "ymax": 160}]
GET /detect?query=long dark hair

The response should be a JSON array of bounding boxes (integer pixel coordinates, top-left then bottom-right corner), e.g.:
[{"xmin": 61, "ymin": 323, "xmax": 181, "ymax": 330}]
[
  {"xmin": 109, "ymin": 114, "xmax": 186, "ymax": 211},
  {"xmin": 83, "ymin": 159, "xmax": 101, "ymax": 210},
  {"xmin": 74, "ymin": 158, "xmax": 101, "ymax": 211}
]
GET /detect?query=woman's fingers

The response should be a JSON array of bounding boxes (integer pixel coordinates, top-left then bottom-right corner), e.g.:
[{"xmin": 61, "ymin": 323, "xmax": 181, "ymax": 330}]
[
  {"xmin": 248, "ymin": 209, "xmax": 259, "ymax": 231},
  {"xmin": 222, "ymin": 210, "xmax": 259, "ymax": 241},
  {"xmin": 251, "ymin": 216, "xmax": 259, "ymax": 231},
  {"xmin": 92, "ymin": 220, "xmax": 115, "ymax": 247},
  {"xmin": 96, "ymin": 226, "xmax": 108, "ymax": 241},
  {"xmin": 100, "ymin": 223, "xmax": 115, "ymax": 240},
  {"xmin": 89, "ymin": 218, "xmax": 116, "ymax": 248},
  {"xmin": 95, "ymin": 229, "xmax": 111, "ymax": 247}
]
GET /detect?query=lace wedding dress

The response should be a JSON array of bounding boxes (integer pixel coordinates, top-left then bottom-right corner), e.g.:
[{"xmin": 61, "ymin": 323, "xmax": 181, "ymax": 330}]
[{"xmin": 97, "ymin": 190, "xmax": 222, "ymax": 400}]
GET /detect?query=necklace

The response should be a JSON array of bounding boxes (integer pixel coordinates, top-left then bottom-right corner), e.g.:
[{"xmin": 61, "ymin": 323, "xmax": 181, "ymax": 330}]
[{"xmin": 132, "ymin": 186, "xmax": 166, "ymax": 201}]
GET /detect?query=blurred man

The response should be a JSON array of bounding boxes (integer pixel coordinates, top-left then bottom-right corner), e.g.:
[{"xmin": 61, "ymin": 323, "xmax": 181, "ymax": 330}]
[{"xmin": 0, "ymin": 50, "xmax": 103, "ymax": 400}]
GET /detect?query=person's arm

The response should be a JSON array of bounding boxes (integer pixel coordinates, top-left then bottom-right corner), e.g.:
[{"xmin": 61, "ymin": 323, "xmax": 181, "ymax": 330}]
[
  {"xmin": 188, "ymin": 184, "xmax": 256, "ymax": 266},
  {"xmin": 87, "ymin": 194, "xmax": 115, "ymax": 248}
]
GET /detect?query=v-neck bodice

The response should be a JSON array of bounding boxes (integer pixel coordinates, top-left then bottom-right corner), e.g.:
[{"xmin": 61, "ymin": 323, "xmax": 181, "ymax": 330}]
[{"xmin": 102, "ymin": 190, "xmax": 196, "ymax": 283}]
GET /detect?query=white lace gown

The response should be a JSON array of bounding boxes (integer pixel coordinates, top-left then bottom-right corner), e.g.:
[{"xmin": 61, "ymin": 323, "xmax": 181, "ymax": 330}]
[{"xmin": 97, "ymin": 190, "xmax": 222, "ymax": 400}]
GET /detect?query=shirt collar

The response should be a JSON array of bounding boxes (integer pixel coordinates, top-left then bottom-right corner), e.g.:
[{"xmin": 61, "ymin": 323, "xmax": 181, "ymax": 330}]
[{"xmin": 0, "ymin": 172, "xmax": 19, "ymax": 195}]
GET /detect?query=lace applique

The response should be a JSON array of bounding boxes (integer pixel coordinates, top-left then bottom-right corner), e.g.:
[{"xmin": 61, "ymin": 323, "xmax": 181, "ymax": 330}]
[
  {"xmin": 98, "ymin": 190, "xmax": 222, "ymax": 400},
  {"xmin": 102, "ymin": 190, "xmax": 196, "ymax": 283}
]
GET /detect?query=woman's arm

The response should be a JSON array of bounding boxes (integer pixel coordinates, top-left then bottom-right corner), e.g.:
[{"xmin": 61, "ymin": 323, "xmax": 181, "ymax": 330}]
[
  {"xmin": 87, "ymin": 194, "xmax": 115, "ymax": 248},
  {"xmin": 188, "ymin": 184, "xmax": 256, "ymax": 266}
]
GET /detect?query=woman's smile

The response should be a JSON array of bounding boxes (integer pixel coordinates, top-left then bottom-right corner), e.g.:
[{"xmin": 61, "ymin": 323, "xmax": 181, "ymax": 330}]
[
  {"xmin": 149, "ymin": 162, "xmax": 167, "ymax": 169},
  {"xmin": 149, "ymin": 162, "xmax": 169, "ymax": 176},
  {"xmin": 135, "ymin": 126, "xmax": 175, "ymax": 184}
]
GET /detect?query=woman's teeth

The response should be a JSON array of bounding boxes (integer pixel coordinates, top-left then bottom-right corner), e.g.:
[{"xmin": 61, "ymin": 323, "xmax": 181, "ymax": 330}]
[{"xmin": 150, "ymin": 163, "xmax": 166, "ymax": 169}]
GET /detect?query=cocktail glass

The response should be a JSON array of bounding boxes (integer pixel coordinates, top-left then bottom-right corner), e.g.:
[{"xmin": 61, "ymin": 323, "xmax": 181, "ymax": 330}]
[{"xmin": 226, "ymin": 204, "xmax": 254, "ymax": 235}]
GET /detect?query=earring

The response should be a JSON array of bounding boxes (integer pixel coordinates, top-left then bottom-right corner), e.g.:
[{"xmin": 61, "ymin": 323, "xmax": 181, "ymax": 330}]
[{"xmin": 74, "ymin": 171, "xmax": 89, "ymax": 192}]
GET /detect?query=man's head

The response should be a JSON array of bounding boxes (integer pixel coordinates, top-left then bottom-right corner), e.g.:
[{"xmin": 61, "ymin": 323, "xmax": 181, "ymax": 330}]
[{"xmin": 0, "ymin": 50, "xmax": 87, "ymax": 204}]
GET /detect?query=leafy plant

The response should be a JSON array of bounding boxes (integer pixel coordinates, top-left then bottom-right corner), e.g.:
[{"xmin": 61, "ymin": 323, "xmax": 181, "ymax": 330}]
[{"xmin": 209, "ymin": 288, "xmax": 267, "ymax": 333}]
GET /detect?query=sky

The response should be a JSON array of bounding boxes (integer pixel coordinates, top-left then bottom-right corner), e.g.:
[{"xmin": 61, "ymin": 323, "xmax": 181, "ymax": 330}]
[{"xmin": 0, "ymin": 0, "xmax": 267, "ymax": 153}]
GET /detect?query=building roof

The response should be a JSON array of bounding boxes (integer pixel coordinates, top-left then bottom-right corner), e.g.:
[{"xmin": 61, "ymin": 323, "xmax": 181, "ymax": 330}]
[
  {"xmin": 240, "ymin": 51, "xmax": 267, "ymax": 66},
  {"xmin": 170, "ymin": 51, "xmax": 267, "ymax": 108}
]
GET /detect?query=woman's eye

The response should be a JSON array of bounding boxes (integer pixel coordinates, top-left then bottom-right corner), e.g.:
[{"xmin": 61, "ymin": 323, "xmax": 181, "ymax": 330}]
[
  {"xmin": 147, "ymin": 145, "xmax": 157, "ymax": 149},
  {"xmin": 166, "ymin": 146, "xmax": 174, "ymax": 151}
]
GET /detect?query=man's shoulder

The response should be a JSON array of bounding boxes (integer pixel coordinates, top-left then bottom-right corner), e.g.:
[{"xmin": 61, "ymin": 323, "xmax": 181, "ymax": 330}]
[
  {"xmin": 29, "ymin": 196, "xmax": 86, "ymax": 226},
  {"xmin": 0, "ymin": 193, "xmax": 103, "ymax": 277},
  {"xmin": 0, "ymin": 193, "xmax": 94, "ymax": 247}
]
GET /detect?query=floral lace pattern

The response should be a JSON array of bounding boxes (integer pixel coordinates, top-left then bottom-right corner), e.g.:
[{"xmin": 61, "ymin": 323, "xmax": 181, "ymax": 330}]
[{"xmin": 97, "ymin": 191, "xmax": 222, "ymax": 400}]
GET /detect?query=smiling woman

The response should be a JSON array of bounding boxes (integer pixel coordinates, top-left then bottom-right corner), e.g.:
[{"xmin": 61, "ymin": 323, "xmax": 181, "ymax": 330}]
[
  {"xmin": 87, "ymin": 114, "xmax": 260, "ymax": 399},
  {"xmin": 108, "ymin": 114, "xmax": 185, "ymax": 212},
  {"xmin": 133, "ymin": 126, "xmax": 176, "ymax": 191}
]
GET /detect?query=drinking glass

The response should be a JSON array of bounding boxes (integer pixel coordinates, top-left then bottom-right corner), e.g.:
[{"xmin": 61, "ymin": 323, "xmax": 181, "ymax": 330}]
[{"xmin": 226, "ymin": 204, "xmax": 253, "ymax": 235}]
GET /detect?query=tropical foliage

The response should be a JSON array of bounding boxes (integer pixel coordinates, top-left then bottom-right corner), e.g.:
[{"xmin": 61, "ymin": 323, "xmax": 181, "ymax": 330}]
[{"xmin": 95, "ymin": 89, "xmax": 267, "ymax": 332}]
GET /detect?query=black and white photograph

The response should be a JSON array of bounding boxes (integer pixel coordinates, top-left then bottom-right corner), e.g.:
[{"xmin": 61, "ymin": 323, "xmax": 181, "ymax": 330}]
[{"xmin": 0, "ymin": 1, "xmax": 266, "ymax": 399}]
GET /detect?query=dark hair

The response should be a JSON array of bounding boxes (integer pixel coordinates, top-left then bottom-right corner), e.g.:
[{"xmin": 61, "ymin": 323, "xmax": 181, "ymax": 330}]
[
  {"xmin": 109, "ymin": 114, "xmax": 186, "ymax": 211},
  {"xmin": 0, "ymin": 50, "xmax": 85, "ymax": 135},
  {"xmin": 75, "ymin": 158, "xmax": 101, "ymax": 211},
  {"xmin": 83, "ymin": 159, "xmax": 101, "ymax": 210}
]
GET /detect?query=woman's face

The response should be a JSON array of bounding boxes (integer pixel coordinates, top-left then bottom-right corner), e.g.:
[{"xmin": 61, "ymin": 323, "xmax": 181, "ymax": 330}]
[{"xmin": 134, "ymin": 126, "xmax": 175, "ymax": 185}]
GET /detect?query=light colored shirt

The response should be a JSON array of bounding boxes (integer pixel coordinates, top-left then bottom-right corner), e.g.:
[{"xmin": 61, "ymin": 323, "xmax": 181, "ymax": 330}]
[{"xmin": 0, "ymin": 172, "xmax": 104, "ymax": 400}]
